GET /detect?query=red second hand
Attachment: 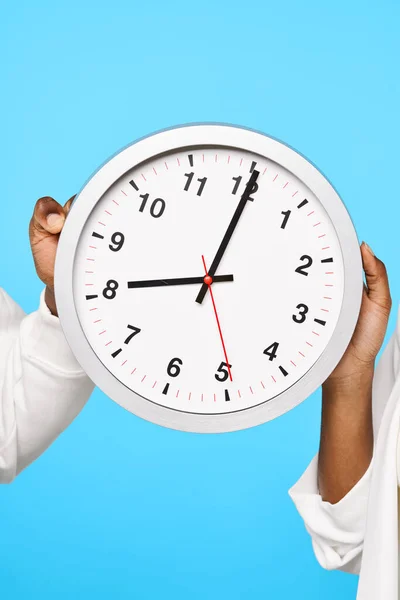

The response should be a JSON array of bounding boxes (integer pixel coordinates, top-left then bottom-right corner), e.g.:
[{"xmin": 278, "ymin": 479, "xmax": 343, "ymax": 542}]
[{"xmin": 201, "ymin": 255, "xmax": 233, "ymax": 382}]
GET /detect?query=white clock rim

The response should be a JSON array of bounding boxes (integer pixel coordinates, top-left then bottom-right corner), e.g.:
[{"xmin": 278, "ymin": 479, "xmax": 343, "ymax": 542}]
[{"xmin": 55, "ymin": 123, "xmax": 362, "ymax": 433}]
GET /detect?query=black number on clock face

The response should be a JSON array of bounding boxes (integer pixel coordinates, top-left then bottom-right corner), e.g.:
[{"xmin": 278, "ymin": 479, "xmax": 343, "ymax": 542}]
[
  {"xmin": 109, "ymin": 231, "xmax": 125, "ymax": 252},
  {"xmin": 263, "ymin": 342, "xmax": 279, "ymax": 361},
  {"xmin": 231, "ymin": 176, "xmax": 242, "ymax": 195},
  {"xmin": 167, "ymin": 357, "xmax": 183, "ymax": 378},
  {"xmin": 280, "ymin": 210, "xmax": 291, "ymax": 229},
  {"xmin": 231, "ymin": 175, "xmax": 258, "ymax": 201},
  {"xmin": 102, "ymin": 279, "xmax": 119, "ymax": 299},
  {"xmin": 138, "ymin": 193, "xmax": 166, "ymax": 218},
  {"xmin": 124, "ymin": 324, "xmax": 141, "ymax": 344},
  {"xmin": 248, "ymin": 181, "xmax": 258, "ymax": 200},
  {"xmin": 295, "ymin": 254, "xmax": 313, "ymax": 276},
  {"xmin": 292, "ymin": 303, "xmax": 309, "ymax": 323},
  {"xmin": 183, "ymin": 172, "xmax": 207, "ymax": 196},
  {"xmin": 215, "ymin": 361, "xmax": 232, "ymax": 382}
]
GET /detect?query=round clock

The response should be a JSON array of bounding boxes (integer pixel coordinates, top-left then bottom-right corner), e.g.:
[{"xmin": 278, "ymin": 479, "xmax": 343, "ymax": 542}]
[{"xmin": 55, "ymin": 124, "xmax": 362, "ymax": 433}]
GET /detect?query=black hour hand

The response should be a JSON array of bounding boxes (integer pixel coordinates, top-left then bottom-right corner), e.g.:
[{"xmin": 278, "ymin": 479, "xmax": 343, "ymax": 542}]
[{"xmin": 127, "ymin": 274, "xmax": 234, "ymax": 289}]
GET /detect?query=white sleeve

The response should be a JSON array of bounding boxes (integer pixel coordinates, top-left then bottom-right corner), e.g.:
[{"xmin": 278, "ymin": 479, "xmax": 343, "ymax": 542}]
[
  {"xmin": 288, "ymin": 307, "xmax": 400, "ymax": 575},
  {"xmin": 0, "ymin": 288, "xmax": 94, "ymax": 483}
]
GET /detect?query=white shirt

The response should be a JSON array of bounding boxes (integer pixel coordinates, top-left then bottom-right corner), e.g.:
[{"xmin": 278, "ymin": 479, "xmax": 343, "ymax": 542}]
[
  {"xmin": 0, "ymin": 288, "xmax": 94, "ymax": 483},
  {"xmin": 289, "ymin": 304, "xmax": 400, "ymax": 600}
]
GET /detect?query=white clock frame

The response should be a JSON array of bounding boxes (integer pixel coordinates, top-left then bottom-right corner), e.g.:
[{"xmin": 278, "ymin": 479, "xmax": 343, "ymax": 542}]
[{"xmin": 55, "ymin": 123, "xmax": 362, "ymax": 433}]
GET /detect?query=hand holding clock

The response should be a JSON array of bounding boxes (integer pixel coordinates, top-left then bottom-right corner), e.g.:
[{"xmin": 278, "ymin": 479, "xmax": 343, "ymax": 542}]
[
  {"xmin": 29, "ymin": 195, "xmax": 74, "ymax": 316},
  {"xmin": 318, "ymin": 242, "xmax": 392, "ymax": 504}
]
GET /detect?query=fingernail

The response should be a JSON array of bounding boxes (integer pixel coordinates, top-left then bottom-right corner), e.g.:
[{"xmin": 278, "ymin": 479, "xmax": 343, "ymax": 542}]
[
  {"xmin": 362, "ymin": 241, "xmax": 375, "ymax": 256},
  {"xmin": 46, "ymin": 213, "xmax": 64, "ymax": 228}
]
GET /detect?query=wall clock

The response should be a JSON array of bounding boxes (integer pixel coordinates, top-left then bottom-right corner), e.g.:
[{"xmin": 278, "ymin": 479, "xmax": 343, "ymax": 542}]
[{"xmin": 55, "ymin": 124, "xmax": 362, "ymax": 433}]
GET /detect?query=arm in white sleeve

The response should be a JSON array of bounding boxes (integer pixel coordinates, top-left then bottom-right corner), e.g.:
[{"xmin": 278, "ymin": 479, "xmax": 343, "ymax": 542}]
[
  {"xmin": 0, "ymin": 288, "xmax": 94, "ymax": 483},
  {"xmin": 288, "ymin": 308, "xmax": 400, "ymax": 574}
]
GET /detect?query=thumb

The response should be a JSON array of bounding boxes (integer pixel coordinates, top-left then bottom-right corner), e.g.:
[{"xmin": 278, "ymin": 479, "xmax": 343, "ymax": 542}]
[
  {"xmin": 361, "ymin": 241, "xmax": 391, "ymax": 312},
  {"xmin": 30, "ymin": 196, "xmax": 66, "ymax": 237}
]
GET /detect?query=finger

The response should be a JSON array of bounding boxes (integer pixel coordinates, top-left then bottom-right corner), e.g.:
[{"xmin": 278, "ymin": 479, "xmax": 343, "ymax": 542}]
[
  {"xmin": 63, "ymin": 195, "xmax": 76, "ymax": 216},
  {"xmin": 31, "ymin": 196, "xmax": 66, "ymax": 235},
  {"xmin": 361, "ymin": 242, "xmax": 391, "ymax": 311}
]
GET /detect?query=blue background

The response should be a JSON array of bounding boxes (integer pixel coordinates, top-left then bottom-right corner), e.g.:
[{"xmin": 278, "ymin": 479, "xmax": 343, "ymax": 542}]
[{"xmin": 1, "ymin": 1, "xmax": 399, "ymax": 598}]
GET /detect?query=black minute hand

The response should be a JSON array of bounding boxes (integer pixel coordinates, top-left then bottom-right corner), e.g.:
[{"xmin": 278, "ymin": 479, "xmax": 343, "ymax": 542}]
[
  {"xmin": 127, "ymin": 274, "xmax": 234, "ymax": 288},
  {"xmin": 195, "ymin": 169, "xmax": 260, "ymax": 304}
]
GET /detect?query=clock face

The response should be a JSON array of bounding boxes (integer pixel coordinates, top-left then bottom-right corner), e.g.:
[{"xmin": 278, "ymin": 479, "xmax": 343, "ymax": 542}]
[{"xmin": 56, "ymin": 125, "xmax": 362, "ymax": 432}]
